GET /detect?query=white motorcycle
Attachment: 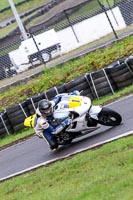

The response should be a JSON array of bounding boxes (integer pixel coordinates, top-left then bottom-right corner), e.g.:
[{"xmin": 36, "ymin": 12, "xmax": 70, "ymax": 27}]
[
  {"xmin": 24, "ymin": 92, "xmax": 122, "ymax": 148},
  {"xmin": 51, "ymin": 93, "xmax": 122, "ymax": 146}
]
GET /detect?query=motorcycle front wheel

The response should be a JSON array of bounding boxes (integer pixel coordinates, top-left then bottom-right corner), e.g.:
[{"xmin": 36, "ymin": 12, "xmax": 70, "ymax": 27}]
[{"xmin": 98, "ymin": 107, "xmax": 122, "ymax": 126}]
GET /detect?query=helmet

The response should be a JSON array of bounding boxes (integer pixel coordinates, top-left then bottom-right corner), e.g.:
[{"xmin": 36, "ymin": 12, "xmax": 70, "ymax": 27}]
[{"xmin": 38, "ymin": 99, "xmax": 52, "ymax": 117}]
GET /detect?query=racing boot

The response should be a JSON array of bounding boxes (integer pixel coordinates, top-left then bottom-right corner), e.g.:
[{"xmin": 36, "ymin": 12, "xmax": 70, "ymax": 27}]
[{"xmin": 43, "ymin": 130, "xmax": 58, "ymax": 150}]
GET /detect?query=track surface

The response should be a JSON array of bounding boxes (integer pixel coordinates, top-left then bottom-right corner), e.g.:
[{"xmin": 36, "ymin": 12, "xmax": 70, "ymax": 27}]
[{"xmin": 0, "ymin": 94, "xmax": 133, "ymax": 180}]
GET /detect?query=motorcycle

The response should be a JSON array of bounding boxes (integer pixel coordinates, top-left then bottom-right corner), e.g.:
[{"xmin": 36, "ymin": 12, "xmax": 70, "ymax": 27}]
[{"xmin": 24, "ymin": 92, "xmax": 122, "ymax": 148}]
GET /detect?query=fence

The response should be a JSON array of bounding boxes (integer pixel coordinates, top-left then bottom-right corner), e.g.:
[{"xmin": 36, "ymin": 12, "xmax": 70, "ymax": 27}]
[{"xmin": 0, "ymin": 0, "xmax": 133, "ymax": 80}]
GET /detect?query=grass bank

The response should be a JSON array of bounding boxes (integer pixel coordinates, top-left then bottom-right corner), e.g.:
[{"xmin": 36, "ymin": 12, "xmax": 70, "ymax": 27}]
[
  {"xmin": 1, "ymin": 35, "xmax": 133, "ymax": 111},
  {"xmin": 0, "ymin": 136, "xmax": 132, "ymax": 200}
]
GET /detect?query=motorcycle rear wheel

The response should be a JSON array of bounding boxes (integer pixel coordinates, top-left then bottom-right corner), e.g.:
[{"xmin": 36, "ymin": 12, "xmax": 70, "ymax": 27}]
[{"xmin": 98, "ymin": 107, "xmax": 122, "ymax": 126}]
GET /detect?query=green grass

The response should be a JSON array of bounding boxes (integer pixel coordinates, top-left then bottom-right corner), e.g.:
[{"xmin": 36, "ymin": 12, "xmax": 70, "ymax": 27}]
[
  {"xmin": 0, "ymin": 0, "xmax": 49, "ymax": 22},
  {"xmin": 0, "ymin": 22, "xmax": 18, "ymax": 39},
  {"xmin": 0, "ymin": 0, "xmax": 49, "ymax": 10},
  {"xmin": 0, "ymin": 136, "xmax": 132, "ymax": 200},
  {"xmin": 0, "ymin": 0, "xmax": 23, "ymax": 9},
  {"xmin": 1, "ymin": 34, "xmax": 133, "ymax": 111}
]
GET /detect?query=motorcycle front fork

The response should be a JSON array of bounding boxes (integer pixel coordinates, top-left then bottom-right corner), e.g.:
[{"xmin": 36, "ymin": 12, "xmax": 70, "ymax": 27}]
[{"xmin": 85, "ymin": 113, "xmax": 98, "ymax": 127}]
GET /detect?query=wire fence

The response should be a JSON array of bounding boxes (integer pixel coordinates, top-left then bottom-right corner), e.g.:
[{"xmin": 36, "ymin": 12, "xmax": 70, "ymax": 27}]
[{"xmin": 0, "ymin": 0, "xmax": 133, "ymax": 81}]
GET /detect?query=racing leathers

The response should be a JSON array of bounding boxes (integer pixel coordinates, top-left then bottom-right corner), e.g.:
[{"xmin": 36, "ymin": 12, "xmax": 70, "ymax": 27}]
[{"xmin": 34, "ymin": 95, "xmax": 70, "ymax": 150}]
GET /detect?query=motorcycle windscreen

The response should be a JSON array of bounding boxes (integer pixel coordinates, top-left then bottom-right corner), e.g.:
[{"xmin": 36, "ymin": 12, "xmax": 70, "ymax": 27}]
[
  {"xmin": 24, "ymin": 114, "xmax": 36, "ymax": 127},
  {"xmin": 53, "ymin": 111, "xmax": 69, "ymax": 120},
  {"xmin": 69, "ymin": 96, "xmax": 82, "ymax": 108}
]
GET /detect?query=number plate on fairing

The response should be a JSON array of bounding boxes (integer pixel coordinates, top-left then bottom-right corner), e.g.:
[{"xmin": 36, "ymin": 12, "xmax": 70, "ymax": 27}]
[{"xmin": 69, "ymin": 96, "xmax": 82, "ymax": 108}]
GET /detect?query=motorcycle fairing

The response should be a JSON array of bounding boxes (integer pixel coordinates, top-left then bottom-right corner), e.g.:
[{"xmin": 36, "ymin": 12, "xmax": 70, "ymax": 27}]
[
  {"xmin": 89, "ymin": 105, "xmax": 102, "ymax": 120},
  {"xmin": 54, "ymin": 95, "xmax": 91, "ymax": 117},
  {"xmin": 69, "ymin": 96, "xmax": 82, "ymax": 108}
]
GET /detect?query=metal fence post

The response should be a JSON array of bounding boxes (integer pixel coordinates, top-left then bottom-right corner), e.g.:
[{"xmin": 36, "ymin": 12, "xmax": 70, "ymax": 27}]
[
  {"xmin": 19, "ymin": 103, "xmax": 28, "ymax": 117},
  {"xmin": 102, "ymin": 68, "xmax": 115, "ymax": 94},
  {"xmin": 89, "ymin": 73, "xmax": 99, "ymax": 99},
  {"xmin": 64, "ymin": 9, "xmax": 80, "ymax": 43},
  {"xmin": 97, "ymin": 0, "xmax": 118, "ymax": 39},
  {"xmin": 0, "ymin": 114, "xmax": 10, "ymax": 135}
]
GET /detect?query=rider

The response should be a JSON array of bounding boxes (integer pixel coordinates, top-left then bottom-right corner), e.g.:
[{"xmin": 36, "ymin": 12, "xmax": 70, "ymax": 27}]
[{"xmin": 34, "ymin": 91, "xmax": 79, "ymax": 150}]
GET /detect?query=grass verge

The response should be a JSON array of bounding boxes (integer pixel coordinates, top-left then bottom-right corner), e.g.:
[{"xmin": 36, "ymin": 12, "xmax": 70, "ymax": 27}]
[{"xmin": 0, "ymin": 136, "xmax": 132, "ymax": 200}]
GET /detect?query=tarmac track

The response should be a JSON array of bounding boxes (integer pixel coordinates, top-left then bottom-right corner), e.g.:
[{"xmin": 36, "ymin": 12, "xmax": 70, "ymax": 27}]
[{"xmin": 0, "ymin": 94, "xmax": 133, "ymax": 181}]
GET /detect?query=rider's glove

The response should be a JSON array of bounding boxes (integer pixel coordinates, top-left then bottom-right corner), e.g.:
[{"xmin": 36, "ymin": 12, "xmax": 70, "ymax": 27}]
[
  {"xmin": 61, "ymin": 118, "xmax": 71, "ymax": 127},
  {"xmin": 70, "ymin": 90, "xmax": 80, "ymax": 96}
]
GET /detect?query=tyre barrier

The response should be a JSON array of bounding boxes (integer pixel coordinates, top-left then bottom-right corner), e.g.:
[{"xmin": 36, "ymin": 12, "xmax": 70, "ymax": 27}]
[
  {"xmin": 106, "ymin": 57, "xmax": 133, "ymax": 90},
  {"xmin": 26, "ymin": 93, "xmax": 46, "ymax": 115},
  {"xmin": 0, "ymin": 112, "xmax": 14, "ymax": 138},
  {"xmin": 1, "ymin": 55, "xmax": 133, "ymax": 137},
  {"xmin": 6, "ymin": 101, "xmax": 30, "ymax": 133}
]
